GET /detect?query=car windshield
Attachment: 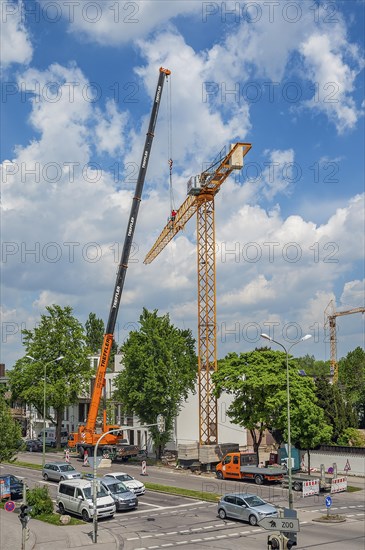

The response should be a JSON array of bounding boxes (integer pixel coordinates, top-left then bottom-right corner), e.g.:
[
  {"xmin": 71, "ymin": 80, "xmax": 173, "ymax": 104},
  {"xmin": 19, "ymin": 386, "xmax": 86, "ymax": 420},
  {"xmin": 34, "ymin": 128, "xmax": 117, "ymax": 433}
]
[
  {"xmin": 83, "ymin": 485, "xmax": 108, "ymax": 499},
  {"xmin": 116, "ymin": 474, "xmax": 132, "ymax": 482},
  {"xmin": 59, "ymin": 464, "xmax": 76, "ymax": 472},
  {"xmin": 244, "ymin": 496, "xmax": 266, "ymax": 507},
  {"xmin": 106, "ymin": 481, "xmax": 129, "ymax": 494}
]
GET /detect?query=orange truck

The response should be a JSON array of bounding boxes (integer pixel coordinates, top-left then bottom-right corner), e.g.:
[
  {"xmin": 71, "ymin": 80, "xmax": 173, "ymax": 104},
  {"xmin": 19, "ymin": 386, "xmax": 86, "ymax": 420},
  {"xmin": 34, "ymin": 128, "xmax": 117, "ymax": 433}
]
[{"xmin": 216, "ymin": 452, "xmax": 284, "ymax": 485}]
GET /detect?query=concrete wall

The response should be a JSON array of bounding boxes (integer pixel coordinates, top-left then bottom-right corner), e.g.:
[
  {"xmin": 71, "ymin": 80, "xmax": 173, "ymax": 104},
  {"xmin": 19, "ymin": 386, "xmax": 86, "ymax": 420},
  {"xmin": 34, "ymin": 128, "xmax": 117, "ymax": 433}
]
[{"xmin": 303, "ymin": 449, "xmax": 365, "ymax": 476}]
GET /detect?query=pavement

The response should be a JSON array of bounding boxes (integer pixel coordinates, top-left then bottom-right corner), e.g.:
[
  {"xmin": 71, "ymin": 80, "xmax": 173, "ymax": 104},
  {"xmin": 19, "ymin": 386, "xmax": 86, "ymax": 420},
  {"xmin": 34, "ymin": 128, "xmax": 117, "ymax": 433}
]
[{"xmin": 0, "ymin": 507, "xmax": 120, "ymax": 549}]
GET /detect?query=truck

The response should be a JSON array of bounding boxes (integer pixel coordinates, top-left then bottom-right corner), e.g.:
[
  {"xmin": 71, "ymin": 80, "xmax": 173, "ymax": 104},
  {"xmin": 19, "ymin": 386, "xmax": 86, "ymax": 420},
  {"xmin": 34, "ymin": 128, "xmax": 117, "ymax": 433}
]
[
  {"xmin": 67, "ymin": 67, "xmax": 171, "ymax": 460},
  {"xmin": 216, "ymin": 452, "xmax": 284, "ymax": 485}
]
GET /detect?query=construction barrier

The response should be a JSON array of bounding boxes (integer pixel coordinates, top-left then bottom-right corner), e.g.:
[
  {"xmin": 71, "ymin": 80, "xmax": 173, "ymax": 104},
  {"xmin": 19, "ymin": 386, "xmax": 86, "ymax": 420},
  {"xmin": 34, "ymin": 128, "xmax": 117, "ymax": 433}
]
[
  {"xmin": 141, "ymin": 460, "xmax": 147, "ymax": 476},
  {"xmin": 83, "ymin": 450, "xmax": 89, "ymax": 467},
  {"xmin": 302, "ymin": 479, "xmax": 320, "ymax": 497},
  {"xmin": 64, "ymin": 449, "xmax": 70, "ymax": 463},
  {"xmin": 331, "ymin": 477, "xmax": 347, "ymax": 494}
]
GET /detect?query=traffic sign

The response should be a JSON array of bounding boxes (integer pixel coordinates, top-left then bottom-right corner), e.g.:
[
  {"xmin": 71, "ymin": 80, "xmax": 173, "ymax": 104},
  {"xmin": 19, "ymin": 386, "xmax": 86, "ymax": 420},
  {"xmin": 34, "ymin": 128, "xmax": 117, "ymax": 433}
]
[
  {"xmin": 259, "ymin": 517, "xmax": 300, "ymax": 533},
  {"xmin": 5, "ymin": 501, "xmax": 15, "ymax": 512},
  {"xmin": 325, "ymin": 495, "xmax": 332, "ymax": 508}
]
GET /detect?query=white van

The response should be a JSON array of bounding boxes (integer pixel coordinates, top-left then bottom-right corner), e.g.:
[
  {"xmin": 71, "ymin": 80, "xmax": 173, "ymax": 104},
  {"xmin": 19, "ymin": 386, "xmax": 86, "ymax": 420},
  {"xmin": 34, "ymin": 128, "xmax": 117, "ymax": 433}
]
[
  {"xmin": 38, "ymin": 428, "xmax": 68, "ymax": 447},
  {"xmin": 57, "ymin": 479, "xmax": 115, "ymax": 522}
]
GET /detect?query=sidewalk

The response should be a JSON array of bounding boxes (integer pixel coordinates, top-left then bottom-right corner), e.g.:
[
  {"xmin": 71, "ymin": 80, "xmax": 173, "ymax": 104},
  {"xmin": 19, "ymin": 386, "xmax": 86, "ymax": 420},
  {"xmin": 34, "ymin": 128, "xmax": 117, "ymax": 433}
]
[{"xmin": 0, "ymin": 508, "xmax": 120, "ymax": 550}]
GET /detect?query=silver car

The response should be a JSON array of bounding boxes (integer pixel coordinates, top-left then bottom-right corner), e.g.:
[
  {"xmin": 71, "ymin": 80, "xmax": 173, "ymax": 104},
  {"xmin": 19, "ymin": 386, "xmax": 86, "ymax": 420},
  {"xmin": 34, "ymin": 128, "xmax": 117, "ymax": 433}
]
[
  {"xmin": 217, "ymin": 492, "xmax": 278, "ymax": 525},
  {"xmin": 104, "ymin": 472, "xmax": 145, "ymax": 496},
  {"xmin": 42, "ymin": 461, "xmax": 81, "ymax": 482}
]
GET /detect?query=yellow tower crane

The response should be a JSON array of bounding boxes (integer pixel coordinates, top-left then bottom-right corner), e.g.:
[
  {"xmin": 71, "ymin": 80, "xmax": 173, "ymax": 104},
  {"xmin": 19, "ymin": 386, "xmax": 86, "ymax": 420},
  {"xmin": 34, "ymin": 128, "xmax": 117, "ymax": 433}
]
[
  {"xmin": 324, "ymin": 299, "xmax": 365, "ymax": 382},
  {"xmin": 144, "ymin": 142, "xmax": 252, "ymax": 445}
]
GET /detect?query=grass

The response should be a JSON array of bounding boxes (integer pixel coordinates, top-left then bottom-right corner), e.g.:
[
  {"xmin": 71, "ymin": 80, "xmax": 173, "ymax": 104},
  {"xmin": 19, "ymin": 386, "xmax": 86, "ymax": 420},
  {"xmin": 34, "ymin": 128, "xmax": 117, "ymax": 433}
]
[
  {"xmin": 34, "ymin": 513, "xmax": 83, "ymax": 525},
  {"xmin": 346, "ymin": 485, "xmax": 362, "ymax": 492},
  {"xmin": 144, "ymin": 482, "xmax": 220, "ymax": 502}
]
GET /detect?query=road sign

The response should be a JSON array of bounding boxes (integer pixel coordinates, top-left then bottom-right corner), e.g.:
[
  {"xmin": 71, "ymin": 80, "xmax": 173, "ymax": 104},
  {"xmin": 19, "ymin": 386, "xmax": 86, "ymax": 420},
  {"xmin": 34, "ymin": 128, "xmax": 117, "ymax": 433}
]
[
  {"xmin": 259, "ymin": 517, "xmax": 300, "ymax": 533},
  {"xmin": 5, "ymin": 501, "xmax": 15, "ymax": 512},
  {"xmin": 325, "ymin": 495, "xmax": 332, "ymax": 508}
]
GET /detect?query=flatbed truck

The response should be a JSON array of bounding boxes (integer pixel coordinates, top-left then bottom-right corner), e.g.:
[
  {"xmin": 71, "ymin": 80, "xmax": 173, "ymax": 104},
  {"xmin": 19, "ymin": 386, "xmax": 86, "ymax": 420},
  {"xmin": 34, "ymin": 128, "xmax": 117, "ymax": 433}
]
[{"xmin": 216, "ymin": 452, "xmax": 284, "ymax": 485}]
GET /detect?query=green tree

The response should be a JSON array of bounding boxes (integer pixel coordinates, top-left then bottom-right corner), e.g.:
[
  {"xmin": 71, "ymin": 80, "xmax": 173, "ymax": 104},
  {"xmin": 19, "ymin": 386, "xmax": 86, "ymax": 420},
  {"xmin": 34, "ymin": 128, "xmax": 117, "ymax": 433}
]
[
  {"xmin": 113, "ymin": 308, "xmax": 197, "ymax": 457},
  {"xmin": 296, "ymin": 354, "xmax": 330, "ymax": 377},
  {"xmin": 338, "ymin": 347, "xmax": 365, "ymax": 427},
  {"xmin": 9, "ymin": 305, "xmax": 92, "ymax": 447},
  {"xmin": 0, "ymin": 393, "xmax": 22, "ymax": 462},
  {"xmin": 315, "ymin": 376, "xmax": 357, "ymax": 442},
  {"xmin": 85, "ymin": 313, "xmax": 104, "ymax": 353},
  {"xmin": 213, "ymin": 349, "xmax": 332, "ymax": 464},
  {"xmin": 337, "ymin": 427, "xmax": 365, "ymax": 447}
]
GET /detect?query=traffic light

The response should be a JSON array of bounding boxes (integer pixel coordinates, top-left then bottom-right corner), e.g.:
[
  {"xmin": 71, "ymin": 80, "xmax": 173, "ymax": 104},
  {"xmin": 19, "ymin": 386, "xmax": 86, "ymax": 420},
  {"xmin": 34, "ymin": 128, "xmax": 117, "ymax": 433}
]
[
  {"xmin": 268, "ymin": 534, "xmax": 282, "ymax": 549},
  {"xmin": 283, "ymin": 535, "xmax": 297, "ymax": 549},
  {"xmin": 19, "ymin": 504, "xmax": 30, "ymax": 526}
]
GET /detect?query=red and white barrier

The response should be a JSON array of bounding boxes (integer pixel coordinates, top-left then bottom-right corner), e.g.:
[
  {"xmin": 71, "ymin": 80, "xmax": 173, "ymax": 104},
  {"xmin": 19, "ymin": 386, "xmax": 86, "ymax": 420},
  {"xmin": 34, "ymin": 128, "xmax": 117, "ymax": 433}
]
[
  {"xmin": 64, "ymin": 449, "xmax": 70, "ymax": 463},
  {"xmin": 83, "ymin": 450, "xmax": 89, "ymax": 467},
  {"xmin": 141, "ymin": 460, "xmax": 147, "ymax": 476},
  {"xmin": 331, "ymin": 477, "xmax": 347, "ymax": 493},
  {"xmin": 302, "ymin": 479, "xmax": 320, "ymax": 497}
]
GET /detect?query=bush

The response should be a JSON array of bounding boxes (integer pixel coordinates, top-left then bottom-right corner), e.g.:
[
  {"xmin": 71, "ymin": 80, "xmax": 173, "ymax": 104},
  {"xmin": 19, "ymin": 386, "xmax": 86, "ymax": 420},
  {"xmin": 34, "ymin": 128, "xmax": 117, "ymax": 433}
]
[
  {"xmin": 337, "ymin": 428, "xmax": 365, "ymax": 447},
  {"xmin": 26, "ymin": 486, "xmax": 54, "ymax": 517}
]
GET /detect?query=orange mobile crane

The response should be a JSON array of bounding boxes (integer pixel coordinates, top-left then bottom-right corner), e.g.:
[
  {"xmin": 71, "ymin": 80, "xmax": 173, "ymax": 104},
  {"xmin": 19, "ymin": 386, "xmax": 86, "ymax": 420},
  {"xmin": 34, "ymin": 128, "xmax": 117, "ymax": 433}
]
[
  {"xmin": 68, "ymin": 67, "xmax": 171, "ymax": 459},
  {"xmin": 324, "ymin": 299, "xmax": 365, "ymax": 382},
  {"xmin": 144, "ymin": 143, "xmax": 251, "ymax": 445}
]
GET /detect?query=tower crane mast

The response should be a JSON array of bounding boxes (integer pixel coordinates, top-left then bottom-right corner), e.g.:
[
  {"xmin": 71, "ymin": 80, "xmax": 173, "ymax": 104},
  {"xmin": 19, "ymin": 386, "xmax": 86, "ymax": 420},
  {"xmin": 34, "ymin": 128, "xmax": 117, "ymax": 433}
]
[
  {"xmin": 324, "ymin": 299, "xmax": 365, "ymax": 382},
  {"xmin": 145, "ymin": 142, "xmax": 252, "ymax": 445}
]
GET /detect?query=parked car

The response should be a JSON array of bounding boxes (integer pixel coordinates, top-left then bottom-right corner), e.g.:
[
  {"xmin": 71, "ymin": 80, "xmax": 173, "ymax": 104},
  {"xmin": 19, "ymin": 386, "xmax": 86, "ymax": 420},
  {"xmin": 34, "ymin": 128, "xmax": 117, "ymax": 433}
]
[
  {"xmin": 100, "ymin": 477, "xmax": 138, "ymax": 511},
  {"xmin": 104, "ymin": 472, "xmax": 145, "ymax": 496},
  {"xmin": 42, "ymin": 461, "xmax": 81, "ymax": 482},
  {"xmin": 217, "ymin": 493, "xmax": 278, "ymax": 525},
  {"xmin": 0, "ymin": 474, "xmax": 24, "ymax": 499},
  {"xmin": 25, "ymin": 439, "xmax": 43, "ymax": 452},
  {"xmin": 57, "ymin": 479, "xmax": 115, "ymax": 522}
]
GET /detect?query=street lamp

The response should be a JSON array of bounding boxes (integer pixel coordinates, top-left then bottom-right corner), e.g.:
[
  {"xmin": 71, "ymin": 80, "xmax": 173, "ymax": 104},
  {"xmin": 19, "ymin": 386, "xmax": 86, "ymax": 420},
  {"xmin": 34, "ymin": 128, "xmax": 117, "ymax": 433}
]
[
  {"xmin": 260, "ymin": 333, "xmax": 312, "ymax": 509},
  {"xmin": 26, "ymin": 355, "xmax": 64, "ymax": 467}
]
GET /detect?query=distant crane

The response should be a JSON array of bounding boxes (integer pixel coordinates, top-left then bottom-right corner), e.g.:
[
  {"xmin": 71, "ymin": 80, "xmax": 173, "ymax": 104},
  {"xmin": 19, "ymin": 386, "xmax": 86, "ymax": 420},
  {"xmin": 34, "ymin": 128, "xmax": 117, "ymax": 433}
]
[
  {"xmin": 324, "ymin": 299, "xmax": 365, "ymax": 382},
  {"xmin": 144, "ymin": 142, "xmax": 252, "ymax": 445}
]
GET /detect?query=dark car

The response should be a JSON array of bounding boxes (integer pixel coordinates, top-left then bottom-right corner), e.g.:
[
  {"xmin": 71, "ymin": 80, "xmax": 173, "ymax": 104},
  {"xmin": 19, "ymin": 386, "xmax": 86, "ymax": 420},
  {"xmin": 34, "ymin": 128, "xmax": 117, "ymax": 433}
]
[
  {"xmin": 0, "ymin": 474, "xmax": 24, "ymax": 500},
  {"xmin": 26, "ymin": 439, "xmax": 43, "ymax": 452},
  {"xmin": 100, "ymin": 477, "xmax": 138, "ymax": 511}
]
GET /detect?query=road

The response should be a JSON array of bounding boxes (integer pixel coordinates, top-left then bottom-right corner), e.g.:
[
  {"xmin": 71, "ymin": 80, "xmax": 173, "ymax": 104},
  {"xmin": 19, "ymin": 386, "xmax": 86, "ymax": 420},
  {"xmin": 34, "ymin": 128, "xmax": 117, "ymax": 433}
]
[{"xmin": 1, "ymin": 452, "xmax": 364, "ymax": 549}]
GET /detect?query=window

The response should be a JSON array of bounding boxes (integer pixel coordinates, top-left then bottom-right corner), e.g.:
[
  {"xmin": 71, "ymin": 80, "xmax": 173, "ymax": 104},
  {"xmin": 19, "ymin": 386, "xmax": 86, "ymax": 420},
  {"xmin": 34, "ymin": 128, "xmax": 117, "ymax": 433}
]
[
  {"xmin": 233, "ymin": 456, "xmax": 239, "ymax": 465},
  {"xmin": 59, "ymin": 484, "xmax": 75, "ymax": 496},
  {"xmin": 76, "ymin": 488, "xmax": 83, "ymax": 499},
  {"xmin": 223, "ymin": 456, "xmax": 231, "ymax": 465},
  {"xmin": 224, "ymin": 495, "xmax": 235, "ymax": 504}
]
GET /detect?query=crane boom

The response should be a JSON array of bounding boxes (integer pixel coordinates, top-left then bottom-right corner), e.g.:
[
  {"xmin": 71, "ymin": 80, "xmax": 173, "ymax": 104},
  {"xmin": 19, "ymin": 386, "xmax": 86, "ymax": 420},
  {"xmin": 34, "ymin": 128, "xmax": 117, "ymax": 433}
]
[{"xmin": 70, "ymin": 67, "xmax": 170, "ymax": 448}]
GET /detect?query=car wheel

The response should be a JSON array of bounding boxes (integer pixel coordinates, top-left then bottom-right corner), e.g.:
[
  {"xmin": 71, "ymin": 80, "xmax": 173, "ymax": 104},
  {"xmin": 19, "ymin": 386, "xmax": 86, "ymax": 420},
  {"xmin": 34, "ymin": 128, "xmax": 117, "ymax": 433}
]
[
  {"xmin": 82, "ymin": 509, "xmax": 90, "ymax": 522},
  {"xmin": 43, "ymin": 473, "xmax": 49, "ymax": 481},
  {"xmin": 58, "ymin": 502, "xmax": 65, "ymax": 514},
  {"xmin": 60, "ymin": 476, "xmax": 65, "ymax": 481},
  {"xmin": 293, "ymin": 481, "xmax": 302, "ymax": 492},
  {"xmin": 254, "ymin": 474, "xmax": 264, "ymax": 485},
  {"xmin": 216, "ymin": 471, "xmax": 223, "ymax": 480},
  {"xmin": 249, "ymin": 514, "xmax": 258, "ymax": 526},
  {"xmin": 218, "ymin": 508, "xmax": 227, "ymax": 519}
]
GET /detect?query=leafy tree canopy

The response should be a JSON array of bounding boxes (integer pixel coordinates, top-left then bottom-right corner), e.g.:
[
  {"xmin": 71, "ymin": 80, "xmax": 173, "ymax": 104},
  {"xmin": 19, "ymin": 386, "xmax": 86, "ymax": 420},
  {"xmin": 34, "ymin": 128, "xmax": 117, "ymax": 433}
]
[
  {"xmin": 338, "ymin": 347, "xmax": 365, "ymax": 427},
  {"xmin": 9, "ymin": 305, "xmax": 92, "ymax": 446},
  {"xmin": 113, "ymin": 308, "xmax": 197, "ymax": 456},
  {"xmin": 85, "ymin": 312, "xmax": 104, "ymax": 354},
  {"xmin": 296, "ymin": 354, "xmax": 331, "ymax": 377},
  {"xmin": 213, "ymin": 349, "xmax": 332, "ymax": 462},
  {"xmin": 0, "ymin": 393, "xmax": 22, "ymax": 462}
]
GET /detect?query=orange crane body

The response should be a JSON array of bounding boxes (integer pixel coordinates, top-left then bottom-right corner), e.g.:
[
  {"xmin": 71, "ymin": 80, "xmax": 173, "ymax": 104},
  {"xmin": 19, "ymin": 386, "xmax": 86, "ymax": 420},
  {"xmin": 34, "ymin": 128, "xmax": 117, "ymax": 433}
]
[{"xmin": 145, "ymin": 143, "xmax": 252, "ymax": 445}]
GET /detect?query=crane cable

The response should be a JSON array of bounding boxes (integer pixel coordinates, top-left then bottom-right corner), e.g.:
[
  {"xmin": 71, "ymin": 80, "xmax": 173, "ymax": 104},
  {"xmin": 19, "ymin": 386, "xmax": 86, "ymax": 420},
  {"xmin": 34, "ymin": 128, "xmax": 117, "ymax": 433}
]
[{"xmin": 166, "ymin": 74, "xmax": 176, "ymax": 217}]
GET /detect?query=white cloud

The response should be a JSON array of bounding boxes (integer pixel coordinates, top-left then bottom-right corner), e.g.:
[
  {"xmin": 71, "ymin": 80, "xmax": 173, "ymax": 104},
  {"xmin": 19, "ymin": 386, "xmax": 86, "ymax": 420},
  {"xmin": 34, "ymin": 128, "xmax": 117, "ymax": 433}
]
[
  {"xmin": 0, "ymin": 0, "xmax": 33, "ymax": 68},
  {"xmin": 94, "ymin": 99, "xmax": 129, "ymax": 156}
]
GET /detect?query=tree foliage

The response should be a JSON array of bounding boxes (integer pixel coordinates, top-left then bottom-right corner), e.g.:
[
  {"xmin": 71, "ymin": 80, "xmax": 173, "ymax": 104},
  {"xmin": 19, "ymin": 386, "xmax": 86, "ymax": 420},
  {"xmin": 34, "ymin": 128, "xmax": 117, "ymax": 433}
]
[
  {"xmin": 85, "ymin": 313, "xmax": 104, "ymax": 354},
  {"xmin": 9, "ymin": 305, "xmax": 92, "ymax": 446},
  {"xmin": 0, "ymin": 393, "xmax": 22, "ymax": 462},
  {"xmin": 113, "ymin": 308, "xmax": 197, "ymax": 457},
  {"xmin": 338, "ymin": 347, "xmax": 365, "ymax": 428},
  {"xmin": 296, "ymin": 354, "xmax": 330, "ymax": 377},
  {"xmin": 314, "ymin": 376, "xmax": 357, "ymax": 442},
  {"xmin": 213, "ymin": 349, "xmax": 332, "ymax": 464},
  {"xmin": 337, "ymin": 427, "xmax": 365, "ymax": 447}
]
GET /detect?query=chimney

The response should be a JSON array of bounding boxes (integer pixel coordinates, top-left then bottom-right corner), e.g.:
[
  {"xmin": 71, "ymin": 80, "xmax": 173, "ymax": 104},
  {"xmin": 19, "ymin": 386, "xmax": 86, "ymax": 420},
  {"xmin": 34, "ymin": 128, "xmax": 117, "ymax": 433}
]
[{"xmin": 0, "ymin": 364, "xmax": 5, "ymax": 377}]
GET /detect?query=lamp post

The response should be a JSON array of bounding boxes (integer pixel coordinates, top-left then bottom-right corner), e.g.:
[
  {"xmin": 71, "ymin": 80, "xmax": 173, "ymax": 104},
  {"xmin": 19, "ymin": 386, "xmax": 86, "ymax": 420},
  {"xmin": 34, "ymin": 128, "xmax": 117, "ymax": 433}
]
[
  {"xmin": 26, "ymin": 355, "xmax": 64, "ymax": 467},
  {"xmin": 260, "ymin": 333, "xmax": 312, "ymax": 509}
]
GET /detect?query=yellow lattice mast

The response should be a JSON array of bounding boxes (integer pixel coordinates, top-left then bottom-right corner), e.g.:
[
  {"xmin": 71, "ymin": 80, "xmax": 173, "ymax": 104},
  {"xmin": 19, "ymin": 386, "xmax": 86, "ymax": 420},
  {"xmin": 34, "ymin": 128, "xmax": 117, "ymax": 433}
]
[
  {"xmin": 144, "ymin": 143, "xmax": 252, "ymax": 444},
  {"xmin": 324, "ymin": 299, "xmax": 365, "ymax": 382}
]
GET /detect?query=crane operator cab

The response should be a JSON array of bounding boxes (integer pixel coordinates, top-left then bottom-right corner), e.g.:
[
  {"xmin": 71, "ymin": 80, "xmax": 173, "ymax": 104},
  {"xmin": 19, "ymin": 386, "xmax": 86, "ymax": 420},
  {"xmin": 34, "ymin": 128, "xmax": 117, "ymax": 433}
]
[{"xmin": 187, "ymin": 175, "xmax": 202, "ymax": 196}]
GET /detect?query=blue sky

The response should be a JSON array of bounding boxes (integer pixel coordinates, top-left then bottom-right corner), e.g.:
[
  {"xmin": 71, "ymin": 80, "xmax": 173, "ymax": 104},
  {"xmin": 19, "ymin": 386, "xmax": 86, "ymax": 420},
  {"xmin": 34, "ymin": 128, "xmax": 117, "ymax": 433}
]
[{"xmin": 1, "ymin": 0, "xmax": 364, "ymax": 368}]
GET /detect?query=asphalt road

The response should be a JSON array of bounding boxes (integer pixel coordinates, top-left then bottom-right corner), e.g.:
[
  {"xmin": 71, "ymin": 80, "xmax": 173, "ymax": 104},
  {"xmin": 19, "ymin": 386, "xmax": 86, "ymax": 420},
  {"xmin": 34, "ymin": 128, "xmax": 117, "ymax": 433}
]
[{"xmin": 2, "ymin": 451, "xmax": 364, "ymax": 549}]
